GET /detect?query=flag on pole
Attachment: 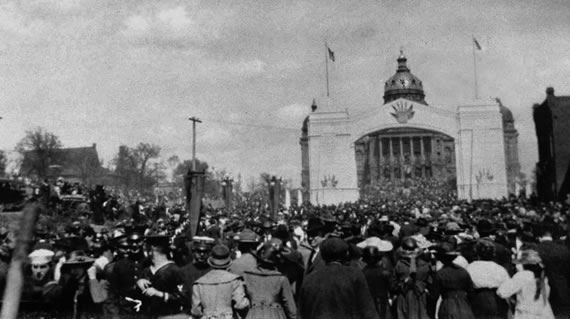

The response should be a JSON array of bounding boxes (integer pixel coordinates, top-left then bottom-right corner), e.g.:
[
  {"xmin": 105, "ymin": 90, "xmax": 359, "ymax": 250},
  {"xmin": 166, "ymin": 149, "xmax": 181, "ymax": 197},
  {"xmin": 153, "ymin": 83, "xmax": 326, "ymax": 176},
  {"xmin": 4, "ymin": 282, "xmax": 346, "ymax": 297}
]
[
  {"xmin": 473, "ymin": 37, "xmax": 482, "ymax": 51},
  {"xmin": 327, "ymin": 46, "xmax": 335, "ymax": 62}
]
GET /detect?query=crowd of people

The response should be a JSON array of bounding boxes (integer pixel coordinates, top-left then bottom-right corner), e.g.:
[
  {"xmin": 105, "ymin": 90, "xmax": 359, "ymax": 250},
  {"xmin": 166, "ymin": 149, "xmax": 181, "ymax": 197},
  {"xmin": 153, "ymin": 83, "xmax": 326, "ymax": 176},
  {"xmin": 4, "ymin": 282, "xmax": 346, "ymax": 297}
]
[{"xmin": 0, "ymin": 176, "xmax": 569, "ymax": 319}]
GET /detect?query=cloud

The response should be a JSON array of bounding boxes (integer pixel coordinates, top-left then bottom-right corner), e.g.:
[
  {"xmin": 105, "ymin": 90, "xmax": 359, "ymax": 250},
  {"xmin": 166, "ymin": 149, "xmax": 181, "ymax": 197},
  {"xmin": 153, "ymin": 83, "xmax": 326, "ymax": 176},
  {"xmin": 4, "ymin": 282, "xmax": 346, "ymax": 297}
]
[
  {"xmin": 0, "ymin": 3, "xmax": 45, "ymax": 36},
  {"xmin": 122, "ymin": 4, "xmax": 232, "ymax": 48}
]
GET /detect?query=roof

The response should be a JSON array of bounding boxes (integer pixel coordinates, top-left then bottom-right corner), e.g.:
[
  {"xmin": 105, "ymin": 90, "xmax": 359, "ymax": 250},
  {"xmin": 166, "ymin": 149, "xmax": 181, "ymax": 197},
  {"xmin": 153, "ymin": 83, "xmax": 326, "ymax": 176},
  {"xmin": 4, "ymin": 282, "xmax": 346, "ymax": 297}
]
[{"xmin": 20, "ymin": 144, "xmax": 101, "ymax": 179}]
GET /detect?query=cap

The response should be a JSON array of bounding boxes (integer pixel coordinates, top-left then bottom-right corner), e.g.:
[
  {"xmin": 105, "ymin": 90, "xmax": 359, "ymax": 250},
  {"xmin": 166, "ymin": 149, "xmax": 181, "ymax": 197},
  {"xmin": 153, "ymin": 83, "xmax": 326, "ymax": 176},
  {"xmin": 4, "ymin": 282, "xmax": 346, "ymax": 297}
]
[
  {"xmin": 29, "ymin": 249, "xmax": 55, "ymax": 265},
  {"xmin": 192, "ymin": 236, "xmax": 215, "ymax": 251}
]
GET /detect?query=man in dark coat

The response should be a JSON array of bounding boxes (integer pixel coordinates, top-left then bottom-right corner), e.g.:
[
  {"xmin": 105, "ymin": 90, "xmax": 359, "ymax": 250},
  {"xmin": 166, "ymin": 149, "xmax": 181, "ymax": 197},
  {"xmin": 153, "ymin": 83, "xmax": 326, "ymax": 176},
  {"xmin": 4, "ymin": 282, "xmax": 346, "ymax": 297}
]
[
  {"xmin": 536, "ymin": 229, "xmax": 570, "ymax": 317},
  {"xmin": 298, "ymin": 237, "xmax": 379, "ymax": 319},
  {"xmin": 303, "ymin": 217, "xmax": 327, "ymax": 275}
]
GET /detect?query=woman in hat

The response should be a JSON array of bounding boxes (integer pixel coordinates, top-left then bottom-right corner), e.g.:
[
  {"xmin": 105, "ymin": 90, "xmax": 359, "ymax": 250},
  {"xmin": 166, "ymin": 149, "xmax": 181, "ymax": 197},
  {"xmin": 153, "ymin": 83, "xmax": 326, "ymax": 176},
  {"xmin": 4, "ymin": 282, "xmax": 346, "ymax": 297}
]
[
  {"xmin": 241, "ymin": 239, "xmax": 296, "ymax": 319},
  {"xmin": 497, "ymin": 249, "xmax": 554, "ymax": 319},
  {"xmin": 431, "ymin": 242, "xmax": 475, "ymax": 319},
  {"xmin": 393, "ymin": 237, "xmax": 433, "ymax": 319},
  {"xmin": 191, "ymin": 244, "xmax": 249, "ymax": 319}
]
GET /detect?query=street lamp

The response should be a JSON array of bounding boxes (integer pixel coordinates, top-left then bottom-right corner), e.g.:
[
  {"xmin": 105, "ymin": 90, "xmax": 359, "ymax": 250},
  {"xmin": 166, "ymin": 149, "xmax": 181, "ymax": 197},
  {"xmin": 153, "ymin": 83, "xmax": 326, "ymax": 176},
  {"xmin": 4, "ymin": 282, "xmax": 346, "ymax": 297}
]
[
  {"xmin": 221, "ymin": 175, "xmax": 234, "ymax": 210},
  {"xmin": 268, "ymin": 175, "xmax": 283, "ymax": 219}
]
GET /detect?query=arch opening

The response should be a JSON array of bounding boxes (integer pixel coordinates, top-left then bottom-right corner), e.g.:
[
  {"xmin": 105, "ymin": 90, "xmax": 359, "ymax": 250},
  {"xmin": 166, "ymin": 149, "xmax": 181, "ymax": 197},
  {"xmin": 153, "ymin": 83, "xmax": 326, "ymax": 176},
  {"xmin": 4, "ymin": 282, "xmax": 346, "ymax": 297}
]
[{"xmin": 354, "ymin": 127, "xmax": 457, "ymax": 199}]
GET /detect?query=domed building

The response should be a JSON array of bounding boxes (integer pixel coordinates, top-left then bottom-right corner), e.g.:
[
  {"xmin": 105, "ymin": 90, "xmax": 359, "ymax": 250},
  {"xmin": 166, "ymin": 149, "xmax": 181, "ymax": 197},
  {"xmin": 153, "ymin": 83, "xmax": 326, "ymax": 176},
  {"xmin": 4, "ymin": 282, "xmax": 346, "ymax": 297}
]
[
  {"xmin": 299, "ymin": 51, "xmax": 520, "ymax": 204},
  {"xmin": 353, "ymin": 52, "xmax": 457, "ymax": 189}
]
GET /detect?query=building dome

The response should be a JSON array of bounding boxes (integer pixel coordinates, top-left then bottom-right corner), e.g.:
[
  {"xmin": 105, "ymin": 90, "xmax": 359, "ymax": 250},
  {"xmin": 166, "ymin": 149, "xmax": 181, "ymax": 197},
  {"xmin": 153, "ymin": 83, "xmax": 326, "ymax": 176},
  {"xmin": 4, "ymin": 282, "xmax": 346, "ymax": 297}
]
[{"xmin": 383, "ymin": 51, "xmax": 426, "ymax": 105}]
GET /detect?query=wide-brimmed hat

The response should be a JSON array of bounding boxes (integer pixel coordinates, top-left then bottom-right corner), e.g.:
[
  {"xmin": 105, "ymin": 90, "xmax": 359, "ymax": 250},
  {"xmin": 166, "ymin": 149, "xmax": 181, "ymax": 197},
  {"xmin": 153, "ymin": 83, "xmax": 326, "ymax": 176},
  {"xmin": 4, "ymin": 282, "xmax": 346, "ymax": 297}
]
[
  {"xmin": 237, "ymin": 229, "xmax": 260, "ymax": 243},
  {"xmin": 514, "ymin": 249, "xmax": 543, "ymax": 265},
  {"xmin": 357, "ymin": 237, "xmax": 393, "ymax": 252},
  {"xmin": 207, "ymin": 244, "xmax": 232, "ymax": 269}
]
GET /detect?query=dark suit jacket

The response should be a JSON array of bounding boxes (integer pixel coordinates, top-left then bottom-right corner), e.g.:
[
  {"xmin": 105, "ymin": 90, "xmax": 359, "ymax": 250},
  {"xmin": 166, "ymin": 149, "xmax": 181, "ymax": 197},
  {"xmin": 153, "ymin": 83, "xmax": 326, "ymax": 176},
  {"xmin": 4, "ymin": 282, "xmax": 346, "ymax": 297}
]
[
  {"xmin": 298, "ymin": 262, "xmax": 379, "ymax": 319},
  {"xmin": 305, "ymin": 250, "xmax": 325, "ymax": 276}
]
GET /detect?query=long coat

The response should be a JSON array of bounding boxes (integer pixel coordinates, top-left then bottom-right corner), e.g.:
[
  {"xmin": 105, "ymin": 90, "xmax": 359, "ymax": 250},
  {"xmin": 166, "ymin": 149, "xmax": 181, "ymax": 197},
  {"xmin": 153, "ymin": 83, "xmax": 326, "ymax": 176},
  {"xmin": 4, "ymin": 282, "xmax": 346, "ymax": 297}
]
[
  {"xmin": 392, "ymin": 256, "xmax": 433, "ymax": 319},
  {"xmin": 243, "ymin": 266, "xmax": 297, "ymax": 319},
  {"xmin": 298, "ymin": 262, "xmax": 379, "ymax": 319},
  {"xmin": 191, "ymin": 269, "xmax": 250, "ymax": 319}
]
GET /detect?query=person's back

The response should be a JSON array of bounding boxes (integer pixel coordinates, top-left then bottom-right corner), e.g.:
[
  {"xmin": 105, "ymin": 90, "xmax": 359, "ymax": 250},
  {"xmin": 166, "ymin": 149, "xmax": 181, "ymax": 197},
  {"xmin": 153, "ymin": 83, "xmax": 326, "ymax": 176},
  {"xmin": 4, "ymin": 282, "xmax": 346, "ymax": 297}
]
[
  {"xmin": 498, "ymin": 270, "xmax": 554, "ymax": 319},
  {"xmin": 243, "ymin": 267, "xmax": 296, "ymax": 319},
  {"xmin": 497, "ymin": 250, "xmax": 555, "ymax": 319},
  {"xmin": 192, "ymin": 269, "xmax": 249, "ymax": 318},
  {"xmin": 298, "ymin": 238, "xmax": 378, "ymax": 319},
  {"xmin": 191, "ymin": 245, "xmax": 249, "ymax": 319}
]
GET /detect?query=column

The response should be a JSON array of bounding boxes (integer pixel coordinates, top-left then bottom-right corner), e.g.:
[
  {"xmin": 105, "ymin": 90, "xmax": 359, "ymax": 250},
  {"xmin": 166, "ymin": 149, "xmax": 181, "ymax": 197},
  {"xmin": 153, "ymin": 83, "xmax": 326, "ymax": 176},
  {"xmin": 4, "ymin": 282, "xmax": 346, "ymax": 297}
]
[
  {"xmin": 399, "ymin": 137, "xmax": 404, "ymax": 180},
  {"xmin": 365, "ymin": 137, "xmax": 374, "ymax": 185},
  {"xmin": 369, "ymin": 136, "xmax": 377, "ymax": 184},
  {"xmin": 410, "ymin": 137, "xmax": 415, "ymax": 178},
  {"xmin": 389, "ymin": 138, "xmax": 394, "ymax": 180},
  {"xmin": 420, "ymin": 136, "xmax": 425, "ymax": 178},
  {"xmin": 378, "ymin": 137, "xmax": 383, "ymax": 181}
]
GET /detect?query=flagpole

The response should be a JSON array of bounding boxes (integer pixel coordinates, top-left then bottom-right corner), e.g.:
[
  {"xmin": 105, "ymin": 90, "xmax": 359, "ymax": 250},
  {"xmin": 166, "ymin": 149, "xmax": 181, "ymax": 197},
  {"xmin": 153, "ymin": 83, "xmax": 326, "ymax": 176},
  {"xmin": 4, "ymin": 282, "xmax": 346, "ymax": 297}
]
[
  {"xmin": 325, "ymin": 41, "xmax": 330, "ymax": 97},
  {"xmin": 472, "ymin": 36, "xmax": 479, "ymax": 100}
]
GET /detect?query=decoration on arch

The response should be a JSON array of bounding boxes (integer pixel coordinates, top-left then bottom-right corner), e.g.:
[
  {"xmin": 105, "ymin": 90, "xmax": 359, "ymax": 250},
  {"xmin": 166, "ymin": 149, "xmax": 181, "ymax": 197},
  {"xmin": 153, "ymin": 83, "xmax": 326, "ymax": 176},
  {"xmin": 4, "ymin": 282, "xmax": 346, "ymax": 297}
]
[
  {"xmin": 320, "ymin": 175, "xmax": 339, "ymax": 188},
  {"xmin": 390, "ymin": 101, "xmax": 415, "ymax": 124},
  {"xmin": 475, "ymin": 168, "xmax": 494, "ymax": 184}
]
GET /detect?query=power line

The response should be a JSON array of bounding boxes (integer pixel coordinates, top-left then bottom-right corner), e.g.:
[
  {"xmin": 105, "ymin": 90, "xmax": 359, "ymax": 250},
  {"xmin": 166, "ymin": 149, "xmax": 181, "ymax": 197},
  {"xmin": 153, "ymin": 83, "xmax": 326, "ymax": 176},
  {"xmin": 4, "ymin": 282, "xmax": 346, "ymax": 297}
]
[{"xmin": 203, "ymin": 117, "xmax": 300, "ymax": 132}]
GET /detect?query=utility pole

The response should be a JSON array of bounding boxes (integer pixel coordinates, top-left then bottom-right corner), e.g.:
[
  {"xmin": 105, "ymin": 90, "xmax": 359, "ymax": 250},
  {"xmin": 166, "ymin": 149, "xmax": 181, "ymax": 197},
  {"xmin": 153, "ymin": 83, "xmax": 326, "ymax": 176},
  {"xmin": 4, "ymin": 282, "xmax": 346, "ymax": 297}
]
[
  {"xmin": 186, "ymin": 116, "xmax": 204, "ymax": 239},
  {"xmin": 188, "ymin": 117, "xmax": 202, "ymax": 171}
]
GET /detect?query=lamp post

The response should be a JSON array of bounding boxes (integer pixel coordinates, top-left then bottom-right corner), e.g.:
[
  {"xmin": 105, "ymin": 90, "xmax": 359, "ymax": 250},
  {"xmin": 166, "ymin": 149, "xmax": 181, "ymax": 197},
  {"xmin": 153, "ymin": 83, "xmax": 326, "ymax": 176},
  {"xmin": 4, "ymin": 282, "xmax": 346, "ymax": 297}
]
[
  {"xmin": 221, "ymin": 175, "xmax": 234, "ymax": 211},
  {"xmin": 268, "ymin": 176, "xmax": 283, "ymax": 219}
]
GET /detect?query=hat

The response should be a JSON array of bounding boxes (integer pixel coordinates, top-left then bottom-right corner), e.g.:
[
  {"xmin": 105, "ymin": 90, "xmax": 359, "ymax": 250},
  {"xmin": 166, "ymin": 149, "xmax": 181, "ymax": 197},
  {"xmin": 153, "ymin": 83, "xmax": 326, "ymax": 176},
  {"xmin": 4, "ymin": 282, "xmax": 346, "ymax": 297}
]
[
  {"xmin": 306, "ymin": 217, "xmax": 325, "ymax": 236},
  {"xmin": 28, "ymin": 249, "xmax": 54, "ymax": 265},
  {"xmin": 64, "ymin": 255, "xmax": 95, "ymax": 268},
  {"xmin": 192, "ymin": 236, "xmax": 215, "ymax": 251},
  {"xmin": 445, "ymin": 222, "xmax": 461, "ymax": 234},
  {"xmin": 514, "ymin": 249, "xmax": 543, "ymax": 265},
  {"xmin": 356, "ymin": 237, "xmax": 393, "ymax": 252},
  {"xmin": 476, "ymin": 219, "xmax": 495, "ymax": 236},
  {"xmin": 254, "ymin": 239, "xmax": 283, "ymax": 265},
  {"xmin": 237, "ymin": 229, "xmax": 260, "ymax": 243},
  {"xmin": 207, "ymin": 245, "xmax": 232, "ymax": 269},
  {"xmin": 320, "ymin": 237, "xmax": 349, "ymax": 263}
]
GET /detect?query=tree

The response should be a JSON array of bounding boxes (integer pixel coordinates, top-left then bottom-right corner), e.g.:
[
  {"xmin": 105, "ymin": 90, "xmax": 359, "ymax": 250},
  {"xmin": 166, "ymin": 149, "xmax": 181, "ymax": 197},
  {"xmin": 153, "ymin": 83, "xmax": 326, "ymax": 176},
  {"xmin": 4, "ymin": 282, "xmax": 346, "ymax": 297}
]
[
  {"xmin": 16, "ymin": 127, "xmax": 63, "ymax": 179},
  {"xmin": 112, "ymin": 143, "xmax": 162, "ymax": 191}
]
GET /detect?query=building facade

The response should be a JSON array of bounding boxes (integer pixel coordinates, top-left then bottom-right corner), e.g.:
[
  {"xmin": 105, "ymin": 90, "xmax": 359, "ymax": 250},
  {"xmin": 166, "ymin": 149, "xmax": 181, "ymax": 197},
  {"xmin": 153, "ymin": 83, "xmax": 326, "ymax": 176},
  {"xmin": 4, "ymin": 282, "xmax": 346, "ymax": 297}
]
[
  {"xmin": 300, "ymin": 51, "xmax": 520, "ymax": 204},
  {"xmin": 533, "ymin": 87, "xmax": 570, "ymax": 202}
]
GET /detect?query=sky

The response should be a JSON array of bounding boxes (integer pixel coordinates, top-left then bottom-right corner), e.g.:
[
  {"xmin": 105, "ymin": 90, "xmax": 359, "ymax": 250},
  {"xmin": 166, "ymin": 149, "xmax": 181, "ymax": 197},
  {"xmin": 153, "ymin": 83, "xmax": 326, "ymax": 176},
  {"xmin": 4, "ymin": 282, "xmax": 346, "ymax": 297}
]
[{"xmin": 1, "ymin": 0, "xmax": 569, "ymax": 187}]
